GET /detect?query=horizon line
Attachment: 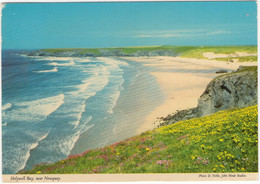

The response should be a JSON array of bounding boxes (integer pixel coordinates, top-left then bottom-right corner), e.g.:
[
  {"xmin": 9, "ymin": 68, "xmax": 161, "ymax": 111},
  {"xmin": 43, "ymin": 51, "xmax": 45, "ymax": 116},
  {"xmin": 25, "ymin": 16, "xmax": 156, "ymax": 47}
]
[{"xmin": 2, "ymin": 44, "xmax": 258, "ymax": 50}]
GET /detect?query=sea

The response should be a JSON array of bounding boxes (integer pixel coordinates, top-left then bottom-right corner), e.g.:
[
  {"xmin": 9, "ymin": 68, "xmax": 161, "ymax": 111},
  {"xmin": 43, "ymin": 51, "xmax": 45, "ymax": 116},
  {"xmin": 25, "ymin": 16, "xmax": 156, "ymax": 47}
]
[{"xmin": 2, "ymin": 50, "xmax": 164, "ymax": 174}]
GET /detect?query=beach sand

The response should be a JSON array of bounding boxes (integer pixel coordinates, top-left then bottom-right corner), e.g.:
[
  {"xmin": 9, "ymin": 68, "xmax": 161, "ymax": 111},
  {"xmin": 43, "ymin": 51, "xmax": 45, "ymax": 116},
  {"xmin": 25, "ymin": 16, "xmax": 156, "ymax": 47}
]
[
  {"xmin": 71, "ymin": 56, "xmax": 257, "ymax": 155},
  {"xmin": 70, "ymin": 59, "xmax": 164, "ymax": 154},
  {"xmin": 122, "ymin": 56, "xmax": 257, "ymax": 133}
]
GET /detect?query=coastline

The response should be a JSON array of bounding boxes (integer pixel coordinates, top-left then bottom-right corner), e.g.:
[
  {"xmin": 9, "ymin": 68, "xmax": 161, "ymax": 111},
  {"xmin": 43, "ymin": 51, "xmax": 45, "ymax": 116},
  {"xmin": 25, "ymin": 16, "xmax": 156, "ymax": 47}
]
[
  {"xmin": 71, "ymin": 56, "xmax": 257, "ymax": 155},
  {"xmin": 70, "ymin": 58, "xmax": 165, "ymax": 154},
  {"xmin": 9, "ymin": 54, "xmax": 257, "ymax": 174},
  {"xmin": 122, "ymin": 56, "xmax": 258, "ymax": 133}
]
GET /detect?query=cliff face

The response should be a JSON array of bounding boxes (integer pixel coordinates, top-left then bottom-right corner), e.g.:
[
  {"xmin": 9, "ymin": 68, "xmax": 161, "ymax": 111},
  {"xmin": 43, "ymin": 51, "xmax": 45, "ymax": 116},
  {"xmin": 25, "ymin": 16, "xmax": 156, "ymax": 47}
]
[
  {"xmin": 197, "ymin": 66, "xmax": 257, "ymax": 116},
  {"xmin": 163, "ymin": 66, "xmax": 257, "ymax": 125}
]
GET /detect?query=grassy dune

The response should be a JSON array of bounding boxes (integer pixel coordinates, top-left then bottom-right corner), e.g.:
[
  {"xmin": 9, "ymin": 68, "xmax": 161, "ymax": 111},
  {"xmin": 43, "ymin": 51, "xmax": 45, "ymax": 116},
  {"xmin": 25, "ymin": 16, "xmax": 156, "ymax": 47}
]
[
  {"xmin": 180, "ymin": 46, "xmax": 257, "ymax": 58},
  {"xmin": 20, "ymin": 105, "xmax": 258, "ymax": 174}
]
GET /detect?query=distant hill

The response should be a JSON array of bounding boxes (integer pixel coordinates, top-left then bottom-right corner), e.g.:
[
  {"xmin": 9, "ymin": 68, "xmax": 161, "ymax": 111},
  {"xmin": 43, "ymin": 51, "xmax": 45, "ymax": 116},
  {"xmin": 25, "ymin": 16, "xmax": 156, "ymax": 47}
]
[{"xmin": 26, "ymin": 45, "xmax": 257, "ymax": 62}]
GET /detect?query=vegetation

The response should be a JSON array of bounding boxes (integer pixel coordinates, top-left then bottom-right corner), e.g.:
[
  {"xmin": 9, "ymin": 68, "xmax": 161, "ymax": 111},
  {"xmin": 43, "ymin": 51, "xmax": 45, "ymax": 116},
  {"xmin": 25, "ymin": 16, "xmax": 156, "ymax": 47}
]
[
  {"xmin": 19, "ymin": 105, "xmax": 258, "ymax": 174},
  {"xmin": 214, "ymin": 56, "xmax": 257, "ymax": 62},
  {"xmin": 213, "ymin": 65, "xmax": 257, "ymax": 82},
  {"xmin": 118, "ymin": 45, "xmax": 196, "ymax": 55},
  {"xmin": 43, "ymin": 48, "xmax": 101, "ymax": 55},
  {"xmin": 42, "ymin": 45, "xmax": 257, "ymax": 62},
  {"xmin": 179, "ymin": 45, "xmax": 257, "ymax": 58},
  {"xmin": 42, "ymin": 45, "xmax": 196, "ymax": 56}
]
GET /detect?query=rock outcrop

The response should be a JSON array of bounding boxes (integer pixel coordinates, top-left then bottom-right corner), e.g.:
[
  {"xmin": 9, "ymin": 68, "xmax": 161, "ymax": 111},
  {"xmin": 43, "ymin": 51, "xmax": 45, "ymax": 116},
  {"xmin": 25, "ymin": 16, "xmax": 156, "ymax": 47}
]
[{"xmin": 162, "ymin": 66, "xmax": 257, "ymax": 126}]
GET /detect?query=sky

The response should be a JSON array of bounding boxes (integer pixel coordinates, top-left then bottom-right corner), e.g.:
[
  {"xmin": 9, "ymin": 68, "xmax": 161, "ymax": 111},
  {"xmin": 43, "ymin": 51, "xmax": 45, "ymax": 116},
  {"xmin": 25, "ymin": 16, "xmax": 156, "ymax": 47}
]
[{"xmin": 1, "ymin": 1, "xmax": 258, "ymax": 49}]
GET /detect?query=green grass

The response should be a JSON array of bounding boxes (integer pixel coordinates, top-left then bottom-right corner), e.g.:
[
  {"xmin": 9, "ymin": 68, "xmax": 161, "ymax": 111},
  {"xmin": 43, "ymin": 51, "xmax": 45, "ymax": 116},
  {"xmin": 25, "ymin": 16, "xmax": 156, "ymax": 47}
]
[
  {"xmin": 43, "ymin": 46, "xmax": 186, "ymax": 55},
  {"xmin": 19, "ymin": 105, "xmax": 258, "ymax": 174},
  {"xmin": 179, "ymin": 46, "xmax": 257, "ymax": 59},
  {"xmin": 118, "ymin": 45, "xmax": 196, "ymax": 55},
  {"xmin": 213, "ymin": 65, "xmax": 257, "ymax": 82},
  {"xmin": 42, "ymin": 48, "xmax": 101, "ymax": 55},
  {"xmin": 237, "ymin": 65, "xmax": 258, "ymax": 72},
  {"xmin": 41, "ymin": 46, "xmax": 257, "ymax": 61},
  {"xmin": 214, "ymin": 56, "xmax": 257, "ymax": 62}
]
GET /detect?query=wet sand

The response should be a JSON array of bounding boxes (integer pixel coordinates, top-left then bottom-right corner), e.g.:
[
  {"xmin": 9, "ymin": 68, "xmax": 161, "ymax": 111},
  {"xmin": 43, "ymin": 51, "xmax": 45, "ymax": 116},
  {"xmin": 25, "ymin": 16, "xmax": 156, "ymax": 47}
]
[{"xmin": 70, "ymin": 58, "xmax": 164, "ymax": 154}]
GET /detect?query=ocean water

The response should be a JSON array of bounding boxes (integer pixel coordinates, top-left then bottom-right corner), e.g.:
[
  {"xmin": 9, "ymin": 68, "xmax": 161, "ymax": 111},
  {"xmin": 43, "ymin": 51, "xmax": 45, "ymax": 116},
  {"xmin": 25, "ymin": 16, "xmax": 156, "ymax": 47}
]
[{"xmin": 2, "ymin": 50, "xmax": 136, "ymax": 174}]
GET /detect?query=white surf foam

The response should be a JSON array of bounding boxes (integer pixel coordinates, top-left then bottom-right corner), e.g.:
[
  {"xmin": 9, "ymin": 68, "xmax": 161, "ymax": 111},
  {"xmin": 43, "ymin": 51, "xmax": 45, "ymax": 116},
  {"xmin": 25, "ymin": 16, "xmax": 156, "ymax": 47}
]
[
  {"xmin": 107, "ymin": 90, "xmax": 121, "ymax": 114},
  {"xmin": 68, "ymin": 103, "xmax": 89, "ymax": 128},
  {"xmin": 33, "ymin": 56, "xmax": 74, "ymax": 62},
  {"xmin": 3, "ymin": 143, "xmax": 32, "ymax": 174},
  {"xmin": 98, "ymin": 58, "xmax": 128, "ymax": 114},
  {"xmin": 2, "ymin": 103, "xmax": 12, "ymax": 111},
  {"xmin": 3, "ymin": 57, "xmax": 129, "ymax": 173},
  {"xmin": 4, "ymin": 94, "xmax": 64, "ymax": 123},
  {"xmin": 70, "ymin": 64, "xmax": 109, "ymax": 96},
  {"xmin": 18, "ymin": 132, "xmax": 50, "ymax": 172},
  {"xmin": 34, "ymin": 67, "xmax": 58, "ymax": 73},
  {"xmin": 99, "ymin": 57, "xmax": 129, "ymax": 67},
  {"xmin": 75, "ymin": 58, "xmax": 91, "ymax": 63},
  {"xmin": 2, "ymin": 130, "xmax": 50, "ymax": 174},
  {"xmin": 2, "ymin": 122, "xmax": 8, "ymax": 126},
  {"xmin": 44, "ymin": 121, "xmax": 94, "ymax": 160},
  {"xmin": 48, "ymin": 59, "xmax": 75, "ymax": 66},
  {"xmin": 38, "ymin": 132, "xmax": 49, "ymax": 142}
]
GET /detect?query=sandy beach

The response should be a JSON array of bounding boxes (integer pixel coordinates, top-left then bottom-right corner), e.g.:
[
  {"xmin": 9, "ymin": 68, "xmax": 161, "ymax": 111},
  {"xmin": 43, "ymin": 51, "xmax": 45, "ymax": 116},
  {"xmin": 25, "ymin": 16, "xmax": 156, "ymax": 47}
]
[{"xmin": 122, "ymin": 56, "xmax": 258, "ymax": 133}]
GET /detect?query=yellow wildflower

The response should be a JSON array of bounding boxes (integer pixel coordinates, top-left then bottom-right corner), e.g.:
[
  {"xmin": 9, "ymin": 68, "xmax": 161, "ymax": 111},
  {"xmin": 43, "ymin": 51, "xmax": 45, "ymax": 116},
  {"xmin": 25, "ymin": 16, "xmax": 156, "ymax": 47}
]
[{"xmin": 37, "ymin": 171, "xmax": 41, "ymax": 174}]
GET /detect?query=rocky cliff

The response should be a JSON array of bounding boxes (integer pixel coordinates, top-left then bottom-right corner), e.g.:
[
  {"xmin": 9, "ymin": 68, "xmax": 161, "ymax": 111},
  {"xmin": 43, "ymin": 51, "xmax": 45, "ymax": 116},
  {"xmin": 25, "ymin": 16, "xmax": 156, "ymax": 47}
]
[{"xmin": 162, "ymin": 66, "xmax": 257, "ymax": 126}]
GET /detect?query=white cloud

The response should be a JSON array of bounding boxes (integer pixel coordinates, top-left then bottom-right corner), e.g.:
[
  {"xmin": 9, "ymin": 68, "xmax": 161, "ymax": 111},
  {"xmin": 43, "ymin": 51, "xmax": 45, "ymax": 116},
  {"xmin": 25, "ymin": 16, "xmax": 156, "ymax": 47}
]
[
  {"xmin": 205, "ymin": 31, "xmax": 232, "ymax": 35},
  {"xmin": 135, "ymin": 33, "xmax": 183, "ymax": 38},
  {"xmin": 134, "ymin": 29, "xmax": 233, "ymax": 38}
]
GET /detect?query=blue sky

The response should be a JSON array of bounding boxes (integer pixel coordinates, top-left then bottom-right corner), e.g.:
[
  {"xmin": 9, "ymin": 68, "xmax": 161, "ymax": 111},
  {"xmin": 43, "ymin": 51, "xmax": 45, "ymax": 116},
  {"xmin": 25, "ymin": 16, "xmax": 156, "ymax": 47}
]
[{"xmin": 2, "ymin": 2, "xmax": 257, "ymax": 49}]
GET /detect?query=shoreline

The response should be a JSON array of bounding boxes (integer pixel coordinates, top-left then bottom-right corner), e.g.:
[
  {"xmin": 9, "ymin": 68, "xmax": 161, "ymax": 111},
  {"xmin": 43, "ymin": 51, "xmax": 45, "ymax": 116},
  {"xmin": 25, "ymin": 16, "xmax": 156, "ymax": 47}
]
[
  {"xmin": 12, "ymin": 55, "xmax": 257, "ymax": 173},
  {"xmin": 121, "ymin": 56, "xmax": 258, "ymax": 133},
  {"xmin": 70, "ymin": 56, "xmax": 258, "ymax": 155},
  {"xmin": 70, "ymin": 58, "xmax": 164, "ymax": 155}
]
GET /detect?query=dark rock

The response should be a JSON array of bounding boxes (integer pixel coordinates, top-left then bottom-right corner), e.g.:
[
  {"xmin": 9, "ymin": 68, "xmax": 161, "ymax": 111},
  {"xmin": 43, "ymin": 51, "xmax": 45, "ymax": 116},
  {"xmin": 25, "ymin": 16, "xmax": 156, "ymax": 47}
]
[{"xmin": 216, "ymin": 69, "xmax": 228, "ymax": 74}]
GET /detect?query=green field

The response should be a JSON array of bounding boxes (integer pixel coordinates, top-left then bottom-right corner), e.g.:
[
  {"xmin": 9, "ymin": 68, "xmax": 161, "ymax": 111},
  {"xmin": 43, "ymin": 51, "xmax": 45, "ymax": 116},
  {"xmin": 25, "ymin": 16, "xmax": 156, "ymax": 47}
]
[{"xmin": 19, "ymin": 105, "xmax": 258, "ymax": 174}]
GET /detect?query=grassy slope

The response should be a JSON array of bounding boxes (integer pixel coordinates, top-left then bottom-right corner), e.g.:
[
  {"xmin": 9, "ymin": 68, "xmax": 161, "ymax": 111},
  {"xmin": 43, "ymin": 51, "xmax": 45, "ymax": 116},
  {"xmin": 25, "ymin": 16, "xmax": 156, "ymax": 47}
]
[
  {"xmin": 213, "ymin": 66, "xmax": 257, "ymax": 82},
  {"xmin": 20, "ymin": 105, "xmax": 258, "ymax": 174},
  {"xmin": 42, "ymin": 45, "xmax": 257, "ymax": 62},
  {"xmin": 180, "ymin": 46, "xmax": 257, "ymax": 58}
]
